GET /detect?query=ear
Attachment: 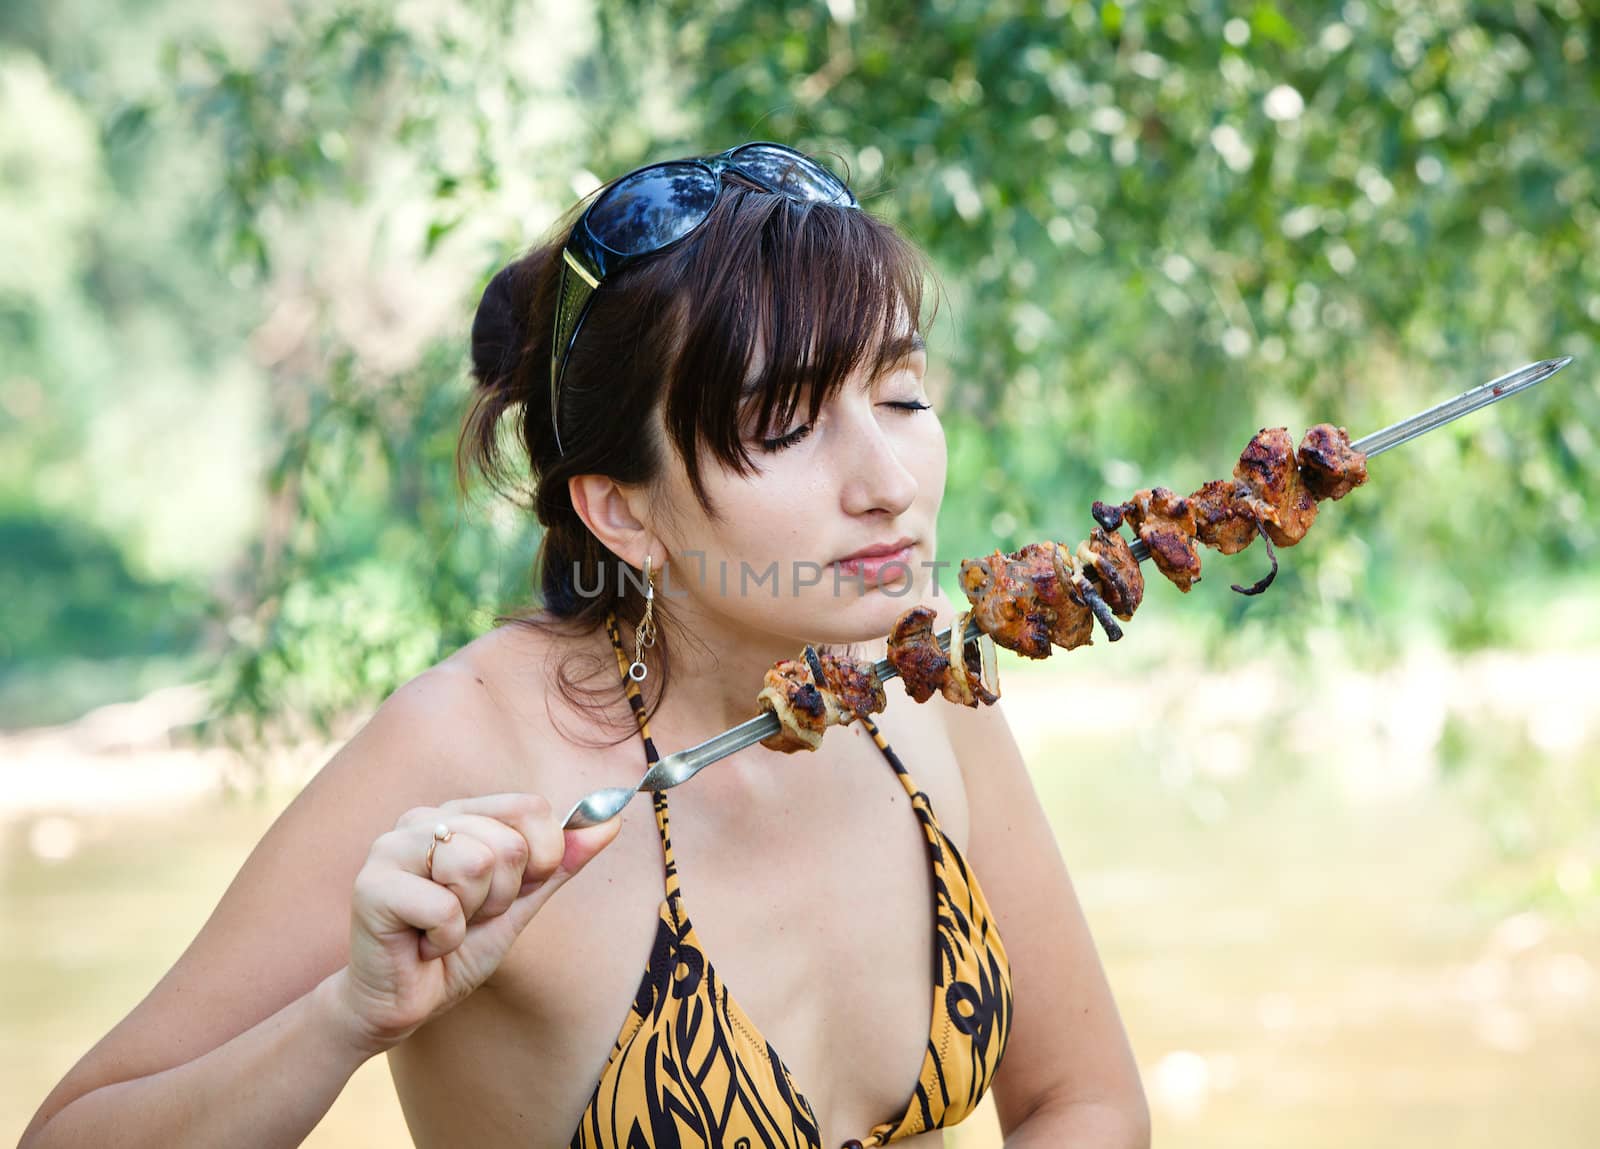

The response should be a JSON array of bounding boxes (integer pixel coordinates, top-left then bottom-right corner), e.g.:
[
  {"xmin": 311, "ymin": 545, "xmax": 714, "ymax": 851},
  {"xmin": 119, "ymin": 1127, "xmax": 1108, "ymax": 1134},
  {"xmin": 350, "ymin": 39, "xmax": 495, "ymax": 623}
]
[{"xmin": 568, "ymin": 473, "xmax": 660, "ymax": 568}]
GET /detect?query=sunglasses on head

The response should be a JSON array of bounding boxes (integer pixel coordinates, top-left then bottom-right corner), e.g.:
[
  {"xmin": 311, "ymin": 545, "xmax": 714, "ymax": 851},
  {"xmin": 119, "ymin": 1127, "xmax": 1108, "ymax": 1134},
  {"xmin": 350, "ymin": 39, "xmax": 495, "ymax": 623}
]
[{"xmin": 549, "ymin": 142, "xmax": 860, "ymax": 455}]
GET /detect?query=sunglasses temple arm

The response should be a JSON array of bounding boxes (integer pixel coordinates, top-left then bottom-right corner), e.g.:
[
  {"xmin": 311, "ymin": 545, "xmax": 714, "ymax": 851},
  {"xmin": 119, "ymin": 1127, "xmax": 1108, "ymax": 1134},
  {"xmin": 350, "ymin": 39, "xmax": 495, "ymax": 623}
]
[{"xmin": 550, "ymin": 255, "xmax": 602, "ymax": 455}]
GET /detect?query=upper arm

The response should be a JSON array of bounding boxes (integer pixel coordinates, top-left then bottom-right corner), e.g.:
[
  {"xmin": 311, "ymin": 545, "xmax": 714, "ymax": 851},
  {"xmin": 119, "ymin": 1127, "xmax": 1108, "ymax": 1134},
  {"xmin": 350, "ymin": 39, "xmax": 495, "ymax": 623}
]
[
  {"xmin": 20, "ymin": 664, "xmax": 510, "ymax": 1140},
  {"xmin": 927, "ymin": 585, "xmax": 1149, "ymax": 1134}
]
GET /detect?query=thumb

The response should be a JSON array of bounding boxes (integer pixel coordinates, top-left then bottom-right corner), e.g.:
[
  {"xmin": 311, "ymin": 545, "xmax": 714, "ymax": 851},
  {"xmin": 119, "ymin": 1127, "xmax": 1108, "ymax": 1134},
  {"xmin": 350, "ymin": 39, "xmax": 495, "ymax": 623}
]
[
  {"xmin": 557, "ymin": 815, "xmax": 625, "ymax": 877},
  {"xmin": 489, "ymin": 816, "xmax": 626, "ymax": 946}
]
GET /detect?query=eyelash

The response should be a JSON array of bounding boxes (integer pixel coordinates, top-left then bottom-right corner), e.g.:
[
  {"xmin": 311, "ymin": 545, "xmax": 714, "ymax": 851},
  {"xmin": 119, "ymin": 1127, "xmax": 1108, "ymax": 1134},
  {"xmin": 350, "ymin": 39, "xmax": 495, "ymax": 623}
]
[{"xmin": 760, "ymin": 401, "xmax": 933, "ymax": 452}]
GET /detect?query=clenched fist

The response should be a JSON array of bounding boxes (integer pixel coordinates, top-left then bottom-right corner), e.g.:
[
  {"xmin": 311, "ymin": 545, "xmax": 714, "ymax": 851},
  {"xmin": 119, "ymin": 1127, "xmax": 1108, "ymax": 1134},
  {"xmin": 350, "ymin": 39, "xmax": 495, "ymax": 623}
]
[{"xmin": 332, "ymin": 792, "xmax": 621, "ymax": 1056}]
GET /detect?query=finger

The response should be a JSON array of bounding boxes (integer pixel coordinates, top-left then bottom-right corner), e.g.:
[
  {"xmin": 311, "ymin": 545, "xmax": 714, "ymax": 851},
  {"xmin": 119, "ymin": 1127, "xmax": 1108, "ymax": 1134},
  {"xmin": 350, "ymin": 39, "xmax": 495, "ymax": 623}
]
[
  {"xmin": 422, "ymin": 812, "xmax": 530, "ymax": 920},
  {"xmin": 355, "ymin": 867, "xmax": 467, "ymax": 958},
  {"xmin": 384, "ymin": 825, "xmax": 497, "ymax": 923},
  {"xmin": 394, "ymin": 804, "xmax": 445, "ymax": 831},
  {"xmin": 459, "ymin": 814, "xmax": 629, "ymax": 955},
  {"xmin": 382, "ymin": 811, "xmax": 542, "ymax": 916},
  {"xmin": 435, "ymin": 793, "xmax": 567, "ymax": 889}
]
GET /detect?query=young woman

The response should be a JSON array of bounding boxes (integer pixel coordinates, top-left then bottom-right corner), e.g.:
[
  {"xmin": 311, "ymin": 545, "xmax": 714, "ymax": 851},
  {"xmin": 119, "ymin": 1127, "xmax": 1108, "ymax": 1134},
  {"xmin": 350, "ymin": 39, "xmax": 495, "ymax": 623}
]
[{"xmin": 21, "ymin": 143, "xmax": 1149, "ymax": 1149}]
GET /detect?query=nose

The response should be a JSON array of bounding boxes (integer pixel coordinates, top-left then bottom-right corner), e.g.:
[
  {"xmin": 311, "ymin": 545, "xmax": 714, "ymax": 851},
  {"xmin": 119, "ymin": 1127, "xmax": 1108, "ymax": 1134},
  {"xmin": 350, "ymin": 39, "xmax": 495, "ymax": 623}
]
[{"xmin": 835, "ymin": 401, "xmax": 919, "ymax": 518}]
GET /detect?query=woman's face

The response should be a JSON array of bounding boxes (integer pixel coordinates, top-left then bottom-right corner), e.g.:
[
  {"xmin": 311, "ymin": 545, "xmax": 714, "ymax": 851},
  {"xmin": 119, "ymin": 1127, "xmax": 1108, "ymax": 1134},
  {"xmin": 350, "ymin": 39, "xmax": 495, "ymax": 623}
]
[{"xmin": 649, "ymin": 329, "xmax": 946, "ymax": 648}]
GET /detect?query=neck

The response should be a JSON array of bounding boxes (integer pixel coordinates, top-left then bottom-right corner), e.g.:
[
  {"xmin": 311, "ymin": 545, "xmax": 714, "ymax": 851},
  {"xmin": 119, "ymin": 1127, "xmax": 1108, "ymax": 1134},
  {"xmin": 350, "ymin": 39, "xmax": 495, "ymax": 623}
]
[{"xmin": 602, "ymin": 588, "xmax": 923, "ymax": 782}]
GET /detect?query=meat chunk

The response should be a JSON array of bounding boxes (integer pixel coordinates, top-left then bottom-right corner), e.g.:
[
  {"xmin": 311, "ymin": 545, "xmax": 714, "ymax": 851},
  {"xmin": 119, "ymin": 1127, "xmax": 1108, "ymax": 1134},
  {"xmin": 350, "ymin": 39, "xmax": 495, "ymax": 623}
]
[
  {"xmin": 756, "ymin": 658, "xmax": 836, "ymax": 752},
  {"xmin": 815, "ymin": 651, "xmax": 887, "ymax": 721},
  {"xmin": 939, "ymin": 610, "xmax": 999, "ymax": 708},
  {"xmin": 1012, "ymin": 541, "xmax": 1095, "ymax": 651},
  {"xmin": 1120, "ymin": 487, "xmax": 1202, "ymax": 592},
  {"xmin": 959, "ymin": 543, "xmax": 1096, "ymax": 657},
  {"xmin": 1297, "ymin": 423, "xmax": 1369, "ymax": 501},
  {"xmin": 886, "ymin": 606, "xmax": 951, "ymax": 703},
  {"xmin": 1233, "ymin": 427, "xmax": 1297, "ymax": 515},
  {"xmin": 1046, "ymin": 542, "xmax": 1102, "ymax": 648},
  {"xmin": 1233, "ymin": 426, "xmax": 1318, "ymax": 547},
  {"xmin": 1261, "ymin": 469, "xmax": 1318, "ymax": 546},
  {"xmin": 756, "ymin": 647, "xmax": 879, "ymax": 753},
  {"xmin": 1075, "ymin": 526, "xmax": 1144, "ymax": 621},
  {"xmin": 959, "ymin": 548, "xmax": 1054, "ymax": 660},
  {"xmin": 1188, "ymin": 479, "xmax": 1257, "ymax": 554}
]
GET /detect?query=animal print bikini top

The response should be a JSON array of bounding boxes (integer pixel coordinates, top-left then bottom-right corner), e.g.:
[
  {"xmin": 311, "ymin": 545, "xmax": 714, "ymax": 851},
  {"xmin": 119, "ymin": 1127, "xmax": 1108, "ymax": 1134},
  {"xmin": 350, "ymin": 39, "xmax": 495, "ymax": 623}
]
[{"xmin": 569, "ymin": 615, "xmax": 1014, "ymax": 1148}]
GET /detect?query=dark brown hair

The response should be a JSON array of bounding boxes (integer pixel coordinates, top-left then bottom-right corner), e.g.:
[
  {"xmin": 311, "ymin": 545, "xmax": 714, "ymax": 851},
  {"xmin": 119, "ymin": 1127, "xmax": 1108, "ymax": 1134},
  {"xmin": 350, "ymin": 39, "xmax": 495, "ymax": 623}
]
[{"xmin": 457, "ymin": 156, "xmax": 934, "ymax": 745}]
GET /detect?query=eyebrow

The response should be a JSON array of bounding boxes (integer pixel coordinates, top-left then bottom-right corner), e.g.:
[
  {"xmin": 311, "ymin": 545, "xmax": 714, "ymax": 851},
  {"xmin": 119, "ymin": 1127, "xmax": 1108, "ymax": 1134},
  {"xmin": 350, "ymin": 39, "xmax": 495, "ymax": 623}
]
[
  {"xmin": 893, "ymin": 331, "xmax": 929, "ymax": 358},
  {"xmin": 738, "ymin": 332, "xmax": 926, "ymax": 399}
]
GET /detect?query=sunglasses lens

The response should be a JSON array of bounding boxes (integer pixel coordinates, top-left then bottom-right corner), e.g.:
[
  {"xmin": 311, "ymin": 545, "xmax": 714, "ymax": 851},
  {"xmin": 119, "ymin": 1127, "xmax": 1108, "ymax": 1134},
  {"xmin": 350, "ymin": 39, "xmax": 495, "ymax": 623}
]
[
  {"xmin": 730, "ymin": 144, "xmax": 856, "ymax": 206},
  {"xmin": 587, "ymin": 163, "xmax": 720, "ymax": 255}
]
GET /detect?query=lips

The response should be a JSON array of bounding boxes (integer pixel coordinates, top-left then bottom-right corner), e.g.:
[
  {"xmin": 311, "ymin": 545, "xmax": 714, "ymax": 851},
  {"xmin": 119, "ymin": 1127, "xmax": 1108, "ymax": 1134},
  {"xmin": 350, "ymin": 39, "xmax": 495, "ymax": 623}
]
[
  {"xmin": 834, "ymin": 536, "xmax": 917, "ymax": 564},
  {"xmin": 831, "ymin": 538, "xmax": 917, "ymax": 588}
]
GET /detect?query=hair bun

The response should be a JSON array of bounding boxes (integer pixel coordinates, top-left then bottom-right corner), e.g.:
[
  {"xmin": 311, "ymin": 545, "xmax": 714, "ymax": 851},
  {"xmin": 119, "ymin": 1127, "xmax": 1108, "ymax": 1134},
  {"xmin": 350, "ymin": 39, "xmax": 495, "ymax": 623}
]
[{"xmin": 470, "ymin": 262, "xmax": 529, "ymax": 388}]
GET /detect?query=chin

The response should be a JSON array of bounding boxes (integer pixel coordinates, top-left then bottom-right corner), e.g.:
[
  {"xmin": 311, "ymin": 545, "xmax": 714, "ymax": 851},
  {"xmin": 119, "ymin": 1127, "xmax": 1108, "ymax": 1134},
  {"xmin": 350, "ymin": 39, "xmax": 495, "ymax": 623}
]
[{"xmin": 794, "ymin": 583, "xmax": 927, "ymax": 644}]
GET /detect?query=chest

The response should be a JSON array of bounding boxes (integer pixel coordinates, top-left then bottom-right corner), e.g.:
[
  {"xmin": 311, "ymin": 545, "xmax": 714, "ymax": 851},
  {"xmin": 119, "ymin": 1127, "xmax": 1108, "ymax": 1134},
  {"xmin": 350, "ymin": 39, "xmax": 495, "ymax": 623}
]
[{"xmin": 391, "ymin": 692, "xmax": 973, "ymax": 1149}]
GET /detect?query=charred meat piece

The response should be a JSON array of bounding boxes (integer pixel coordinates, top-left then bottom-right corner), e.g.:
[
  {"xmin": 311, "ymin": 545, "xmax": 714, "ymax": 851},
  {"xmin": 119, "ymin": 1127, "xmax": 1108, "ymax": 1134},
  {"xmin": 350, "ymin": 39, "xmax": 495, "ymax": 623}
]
[
  {"xmin": 959, "ymin": 549, "xmax": 1054, "ymax": 660},
  {"xmin": 1049, "ymin": 543, "xmax": 1115, "ymax": 643},
  {"xmin": 960, "ymin": 543, "xmax": 1095, "ymax": 657},
  {"xmin": 1297, "ymin": 423, "xmax": 1369, "ymax": 501},
  {"xmin": 886, "ymin": 606, "xmax": 951, "ymax": 703},
  {"xmin": 1075, "ymin": 526, "xmax": 1145, "ymax": 621},
  {"xmin": 1012, "ymin": 541, "xmax": 1095, "ymax": 651},
  {"xmin": 1233, "ymin": 426, "xmax": 1318, "ymax": 547},
  {"xmin": 1261, "ymin": 468, "xmax": 1317, "ymax": 546},
  {"xmin": 1233, "ymin": 427, "xmax": 1297, "ymax": 515},
  {"xmin": 1188, "ymin": 479, "xmax": 1258, "ymax": 554},
  {"xmin": 1091, "ymin": 500, "xmax": 1125, "ymax": 531},
  {"xmin": 815, "ymin": 651, "xmax": 887, "ymax": 721},
  {"xmin": 939, "ymin": 610, "xmax": 999, "ymax": 708},
  {"xmin": 756, "ymin": 658, "xmax": 837, "ymax": 752},
  {"xmin": 1121, "ymin": 487, "xmax": 1203, "ymax": 592},
  {"xmin": 756, "ymin": 648, "xmax": 878, "ymax": 753}
]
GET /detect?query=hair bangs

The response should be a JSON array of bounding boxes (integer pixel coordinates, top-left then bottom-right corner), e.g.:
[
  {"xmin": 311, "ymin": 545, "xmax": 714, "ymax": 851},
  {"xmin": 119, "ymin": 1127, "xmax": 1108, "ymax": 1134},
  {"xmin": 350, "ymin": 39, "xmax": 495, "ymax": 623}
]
[{"xmin": 658, "ymin": 186, "xmax": 933, "ymax": 518}]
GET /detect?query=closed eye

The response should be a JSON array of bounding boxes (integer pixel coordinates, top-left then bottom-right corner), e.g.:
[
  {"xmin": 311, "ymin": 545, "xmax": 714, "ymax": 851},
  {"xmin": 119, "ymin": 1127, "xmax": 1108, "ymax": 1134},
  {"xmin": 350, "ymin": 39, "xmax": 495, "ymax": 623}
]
[{"xmin": 759, "ymin": 400, "xmax": 932, "ymax": 452}]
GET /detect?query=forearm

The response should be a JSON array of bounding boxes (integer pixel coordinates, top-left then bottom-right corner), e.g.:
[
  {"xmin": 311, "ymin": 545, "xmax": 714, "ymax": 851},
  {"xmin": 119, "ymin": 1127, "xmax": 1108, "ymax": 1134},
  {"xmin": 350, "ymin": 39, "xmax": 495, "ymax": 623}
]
[
  {"xmin": 22, "ymin": 971, "xmax": 377, "ymax": 1149},
  {"xmin": 1003, "ymin": 1097, "xmax": 1152, "ymax": 1149}
]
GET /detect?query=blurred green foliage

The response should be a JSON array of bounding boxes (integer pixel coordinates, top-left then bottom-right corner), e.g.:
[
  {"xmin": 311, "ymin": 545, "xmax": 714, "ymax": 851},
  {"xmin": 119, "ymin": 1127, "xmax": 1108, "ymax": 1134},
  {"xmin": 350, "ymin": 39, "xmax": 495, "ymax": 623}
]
[{"xmin": 3, "ymin": 0, "xmax": 1599, "ymax": 741}]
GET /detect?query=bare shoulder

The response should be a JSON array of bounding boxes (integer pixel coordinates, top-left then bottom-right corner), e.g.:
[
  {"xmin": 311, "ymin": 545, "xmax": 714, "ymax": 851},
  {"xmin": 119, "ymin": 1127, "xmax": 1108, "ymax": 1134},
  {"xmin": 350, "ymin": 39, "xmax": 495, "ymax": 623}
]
[
  {"xmin": 18, "ymin": 633, "xmax": 552, "ymax": 1140},
  {"xmin": 440, "ymin": 619, "xmax": 636, "ymax": 795}
]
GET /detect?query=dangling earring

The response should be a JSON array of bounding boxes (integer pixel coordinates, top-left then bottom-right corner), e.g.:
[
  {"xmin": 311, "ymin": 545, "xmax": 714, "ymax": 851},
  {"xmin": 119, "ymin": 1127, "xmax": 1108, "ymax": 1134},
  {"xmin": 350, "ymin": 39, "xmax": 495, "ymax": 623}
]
[{"xmin": 629, "ymin": 554, "xmax": 658, "ymax": 683}]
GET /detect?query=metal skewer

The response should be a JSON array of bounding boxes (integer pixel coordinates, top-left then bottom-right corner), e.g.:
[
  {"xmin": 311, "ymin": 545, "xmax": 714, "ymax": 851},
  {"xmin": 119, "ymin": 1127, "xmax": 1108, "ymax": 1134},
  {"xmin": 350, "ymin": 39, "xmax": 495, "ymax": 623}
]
[
  {"xmin": 563, "ymin": 355, "xmax": 1574, "ymax": 828},
  {"xmin": 1126, "ymin": 356, "xmax": 1572, "ymax": 563}
]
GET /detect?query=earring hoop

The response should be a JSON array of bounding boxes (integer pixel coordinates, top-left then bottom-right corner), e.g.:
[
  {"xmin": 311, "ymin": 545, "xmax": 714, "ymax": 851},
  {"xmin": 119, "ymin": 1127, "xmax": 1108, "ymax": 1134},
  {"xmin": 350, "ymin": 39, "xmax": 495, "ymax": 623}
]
[{"xmin": 629, "ymin": 555, "xmax": 657, "ymax": 683}]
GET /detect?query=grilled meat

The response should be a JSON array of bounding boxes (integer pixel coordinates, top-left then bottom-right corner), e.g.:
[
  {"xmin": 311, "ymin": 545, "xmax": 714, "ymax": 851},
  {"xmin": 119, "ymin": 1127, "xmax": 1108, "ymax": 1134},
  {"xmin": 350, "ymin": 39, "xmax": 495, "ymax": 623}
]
[
  {"xmin": 1075, "ymin": 526, "xmax": 1145, "ymax": 620},
  {"xmin": 939, "ymin": 610, "xmax": 1000, "ymax": 708},
  {"xmin": 958, "ymin": 542, "xmax": 1095, "ymax": 657},
  {"xmin": 1297, "ymin": 423, "xmax": 1369, "ymax": 501},
  {"xmin": 815, "ymin": 651, "xmax": 887, "ymax": 721},
  {"xmin": 756, "ymin": 647, "xmax": 883, "ymax": 753},
  {"xmin": 1120, "ymin": 487, "xmax": 1203, "ymax": 592},
  {"xmin": 1233, "ymin": 426, "xmax": 1319, "ymax": 546},
  {"xmin": 959, "ymin": 548, "xmax": 1054, "ymax": 659},
  {"xmin": 885, "ymin": 605, "xmax": 951, "ymax": 703},
  {"xmin": 1188, "ymin": 479, "xmax": 1258, "ymax": 554}
]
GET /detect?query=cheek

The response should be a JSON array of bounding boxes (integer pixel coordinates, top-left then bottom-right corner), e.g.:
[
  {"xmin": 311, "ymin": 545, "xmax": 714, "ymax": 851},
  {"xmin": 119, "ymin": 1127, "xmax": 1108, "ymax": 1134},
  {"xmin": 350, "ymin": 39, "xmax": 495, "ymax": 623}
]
[
  {"xmin": 689, "ymin": 464, "xmax": 819, "ymax": 565},
  {"xmin": 910, "ymin": 415, "xmax": 949, "ymax": 496}
]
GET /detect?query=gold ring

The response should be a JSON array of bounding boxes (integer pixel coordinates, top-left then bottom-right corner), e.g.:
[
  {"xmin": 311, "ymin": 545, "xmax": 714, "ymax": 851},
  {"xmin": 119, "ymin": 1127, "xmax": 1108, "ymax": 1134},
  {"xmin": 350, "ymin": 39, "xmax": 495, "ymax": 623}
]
[{"xmin": 425, "ymin": 822, "xmax": 454, "ymax": 877}]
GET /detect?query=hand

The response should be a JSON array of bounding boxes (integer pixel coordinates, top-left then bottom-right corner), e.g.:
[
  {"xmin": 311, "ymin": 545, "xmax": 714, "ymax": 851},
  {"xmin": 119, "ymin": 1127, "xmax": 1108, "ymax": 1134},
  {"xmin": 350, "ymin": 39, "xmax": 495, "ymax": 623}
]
[{"xmin": 333, "ymin": 792, "xmax": 621, "ymax": 1056}]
